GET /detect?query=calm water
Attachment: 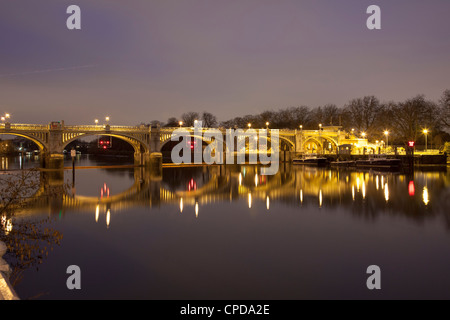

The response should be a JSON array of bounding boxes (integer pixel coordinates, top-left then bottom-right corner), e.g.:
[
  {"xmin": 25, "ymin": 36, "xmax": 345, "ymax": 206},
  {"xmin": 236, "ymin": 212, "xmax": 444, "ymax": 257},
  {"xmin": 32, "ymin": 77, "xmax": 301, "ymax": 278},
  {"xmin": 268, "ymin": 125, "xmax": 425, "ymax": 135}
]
[{"xmin": 2, "ymin": 155, "xmax": 450, "ymax": 299}]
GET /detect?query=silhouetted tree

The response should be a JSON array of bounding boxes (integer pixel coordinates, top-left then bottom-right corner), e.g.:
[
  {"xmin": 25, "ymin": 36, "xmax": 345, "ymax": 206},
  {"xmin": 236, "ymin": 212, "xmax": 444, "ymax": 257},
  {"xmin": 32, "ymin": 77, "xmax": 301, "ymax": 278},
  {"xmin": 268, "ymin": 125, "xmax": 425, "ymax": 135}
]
[
  {"xmin": 201, "ymin": 112, "xmax": 218, "ymax": 128},
  {"xmin": 164, "ymin": 117, "xmax": 179, "ymax": 127},
  {"xmin": 181, "ymin": 112, "xmax": 200, "ymax": 127},
  {"xmin": 440, "ymin": 89, "xmax": 450, "ymax": 129}
]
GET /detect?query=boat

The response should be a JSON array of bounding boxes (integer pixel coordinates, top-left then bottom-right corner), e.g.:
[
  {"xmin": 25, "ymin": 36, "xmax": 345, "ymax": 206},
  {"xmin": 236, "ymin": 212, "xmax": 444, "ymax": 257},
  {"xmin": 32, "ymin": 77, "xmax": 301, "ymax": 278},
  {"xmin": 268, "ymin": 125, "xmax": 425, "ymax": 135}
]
[
  {"xmin": 355, "ymin": 155, "xmax": 401, "ymax": 170},
  {"xmin": 330, "ymin": 160, "xmax": 356, "ymax": 167},
  {"xmin": 293, "ymin": 154, "xmax": 328, "ymax": 166}
]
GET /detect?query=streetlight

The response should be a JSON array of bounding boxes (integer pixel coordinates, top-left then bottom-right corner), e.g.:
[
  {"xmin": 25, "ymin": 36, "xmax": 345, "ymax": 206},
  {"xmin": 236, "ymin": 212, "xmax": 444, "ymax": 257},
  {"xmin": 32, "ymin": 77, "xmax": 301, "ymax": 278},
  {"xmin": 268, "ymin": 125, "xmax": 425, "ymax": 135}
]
[
  {"xmin": 266, "ymin": 122, "xmax": 269, "ymax": 129},
  {"xmin": 384, "ymin": 130, "xmax": 389, "ymax": 153},
  {"xmin": 5, "ymin": 114, "xmax": 10, "ymax": 120},
  {"xmin": 423, "ymin": 129, "xmax": 428, "ymax": 152},
  {"xmin": 179, "ymin": 121, "xmax": 183, "ymax": 128},
  {"xmin": 1, "ymin": 116, "xmax": 5, "ymax": 123},
  {"xmin": 95, "ymin": 119, "xmax": 99, "ymax": 126},
  {"xmin": 248, "ymin": 123, "xmax": 252, "ymax": 129},
  {"xmin": 361, "ymin": 132, "xmax": 366, "ymax": 138},
  {"xmin": 105, "ymin": 116, "xmax": 110, "ymax": 124}
]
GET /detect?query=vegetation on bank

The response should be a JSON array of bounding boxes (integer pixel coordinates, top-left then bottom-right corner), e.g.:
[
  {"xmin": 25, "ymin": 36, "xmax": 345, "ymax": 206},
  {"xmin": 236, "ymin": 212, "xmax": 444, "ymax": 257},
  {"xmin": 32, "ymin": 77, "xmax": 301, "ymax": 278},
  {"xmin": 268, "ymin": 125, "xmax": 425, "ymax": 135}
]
[
  {"xmin": 0, "ymin": 170, "xmax": 64, "ymax": 288},
  {"xmin": 149, "ymin": 90, "xmax": 450, "ymax": 149}
]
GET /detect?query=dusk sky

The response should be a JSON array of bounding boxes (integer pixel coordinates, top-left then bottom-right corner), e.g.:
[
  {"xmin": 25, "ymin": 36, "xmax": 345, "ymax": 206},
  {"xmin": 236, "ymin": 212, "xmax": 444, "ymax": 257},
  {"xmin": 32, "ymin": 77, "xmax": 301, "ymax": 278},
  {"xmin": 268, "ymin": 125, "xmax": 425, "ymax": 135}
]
[{"xmin": 1, "ymin": 0, "xmax": 449, "ymax": 125}]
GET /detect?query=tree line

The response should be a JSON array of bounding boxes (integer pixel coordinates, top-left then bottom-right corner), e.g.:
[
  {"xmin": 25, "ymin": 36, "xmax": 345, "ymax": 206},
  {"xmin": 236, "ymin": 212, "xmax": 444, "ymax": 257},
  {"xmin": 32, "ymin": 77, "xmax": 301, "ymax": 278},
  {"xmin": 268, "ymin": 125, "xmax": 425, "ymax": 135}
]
[{"xmin": 148, "ymin": 90, "xmax": 450, "ymax": 147}]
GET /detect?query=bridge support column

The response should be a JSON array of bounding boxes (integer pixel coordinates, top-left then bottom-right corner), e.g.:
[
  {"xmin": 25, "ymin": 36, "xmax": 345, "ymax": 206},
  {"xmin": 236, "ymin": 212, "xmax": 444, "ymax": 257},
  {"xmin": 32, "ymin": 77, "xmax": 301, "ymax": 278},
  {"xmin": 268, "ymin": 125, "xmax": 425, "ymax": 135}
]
[
  {"xmin": 148, "ymin": 152, "xmax": 162, "ymax": 178},
  {"xmin": 42, "ymin": 153, "xmax": 65, "ymax": 170}
]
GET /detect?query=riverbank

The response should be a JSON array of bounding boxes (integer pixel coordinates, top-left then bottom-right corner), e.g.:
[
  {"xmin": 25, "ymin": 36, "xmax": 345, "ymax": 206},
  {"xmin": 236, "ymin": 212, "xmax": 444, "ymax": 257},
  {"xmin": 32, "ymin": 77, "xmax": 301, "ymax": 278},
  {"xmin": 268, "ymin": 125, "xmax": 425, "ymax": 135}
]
[{"xmin": 0, "ymin": 241, "xmax": 19, "ymax": 300}]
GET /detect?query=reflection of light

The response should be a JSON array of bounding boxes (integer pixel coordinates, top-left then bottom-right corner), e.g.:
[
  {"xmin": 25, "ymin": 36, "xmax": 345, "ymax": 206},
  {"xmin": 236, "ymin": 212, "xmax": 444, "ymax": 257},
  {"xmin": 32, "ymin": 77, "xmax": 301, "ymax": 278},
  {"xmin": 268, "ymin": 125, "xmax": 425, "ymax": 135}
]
[
  {"xmin": 180, "ymin": 198, "xmax": 184, "ymax": 213},
  {"xmin": 195, "ymin": 202, "xmax": 199, "ymax": 218},
  {"xmin": 266, "ymin": 196, "xmax": 270, "ymax": 210},
  {"xmin": 248, "ymin": 193, "xmax": 252, "ymax": 208},
  {"xmin": 356, "ymin": 177, "xmax": 360, "ymax": 192},
  {"xmin": 408, "ymin": 181, "xmax": 415, "ymax": 197},
  {"xmin": 352, "ymin": 186, "xmax": 355, "ymax": 201},
  {"xmin": 106, "ymin": 209, "xmax": 111, "ymax": 228},
  {"xmin": 319, "ymin": 190, "xmax": 323, "ymax": 208},
  {"xmin": 376, "ymin": 176, "xmax": 379, "ymax": 190},
  {"xmin": 381, "ymin": 176, "xmax": 384, "ymax": 188},
  {"xmin": 384, "ymin": 183, "xmax": 389, "ymax": 202},
  {"xmin": 362, "ymin": 181, "xmax": 366, "ymax": 199},
  {"xmin": 300, "ymin": 190, "xmax": 303, "ymax": 204},
  {"xmin": 255, "ymin": 174, "xmax": 258, "ymax": 187},
  {"xmin": 188, "ymin": 179, "xmax": 197, "ymax": 192},
  {"xmin": 239, "ymin": 173, "xmax": 242, "ymax": 186},
  {"xmin": 1, "ymin": 216, "xmax": 13, "ymax": 235},
  {"xmin": 95, "ymin": 205, "xmax": 99, "ymax": 222},
  {"xmin": 423, "ymin": 187, "xmax": 429, "ymax": 205}
]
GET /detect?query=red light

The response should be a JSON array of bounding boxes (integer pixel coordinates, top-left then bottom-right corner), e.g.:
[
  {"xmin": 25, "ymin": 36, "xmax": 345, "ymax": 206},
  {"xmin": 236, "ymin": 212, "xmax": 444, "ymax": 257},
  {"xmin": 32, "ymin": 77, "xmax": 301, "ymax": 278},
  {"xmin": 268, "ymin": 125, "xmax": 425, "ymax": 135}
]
[
  {"xmin": 408, "ymin": 141, "xmax": 415, "ymax": 147},
  {"xmin": 408, "ymin": 181, "xmax": 415, "ymax": 196},
  {"xmin": 103, "ymin": 146, "xmax": 107, "ymax": 149},
  {"xmin": 100, "ymin": 141, "xmax": 104, "ymax": 144},
  {"xmin": 106, "ymin": 141, "xmax": 110, "ymax": 144}
]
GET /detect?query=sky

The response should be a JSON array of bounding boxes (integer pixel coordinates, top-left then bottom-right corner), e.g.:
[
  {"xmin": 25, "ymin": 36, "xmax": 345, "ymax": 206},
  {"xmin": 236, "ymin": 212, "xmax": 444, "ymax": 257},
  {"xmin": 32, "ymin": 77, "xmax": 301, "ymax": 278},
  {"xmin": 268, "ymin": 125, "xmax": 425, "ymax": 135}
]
[{"xmin": 0, "ymin": 0, "xmax": 449, "ymax": 125}]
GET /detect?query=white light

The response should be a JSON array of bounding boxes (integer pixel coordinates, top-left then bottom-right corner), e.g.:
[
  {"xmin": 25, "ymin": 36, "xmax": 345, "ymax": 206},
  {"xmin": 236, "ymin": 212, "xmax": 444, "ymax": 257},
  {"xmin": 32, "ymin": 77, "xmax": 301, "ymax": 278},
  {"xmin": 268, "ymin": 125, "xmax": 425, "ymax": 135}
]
[
  {"xmin": 106, "ymin": 209, "xmax": 111, "ymax": 228},
  {"xmin": 180, "ymin": 198, "xmax": 184, "ymax": 213},
  {"xmin": 95, "ymin": 205, "xmax": 99, "ymax": 222},
  {"xmin": 266, "ymin": 196, "xmax": 270, "ymax": 210},
  {"xmin": 423, "ymin": 187, "xmax": 429, "ymax": 205}
]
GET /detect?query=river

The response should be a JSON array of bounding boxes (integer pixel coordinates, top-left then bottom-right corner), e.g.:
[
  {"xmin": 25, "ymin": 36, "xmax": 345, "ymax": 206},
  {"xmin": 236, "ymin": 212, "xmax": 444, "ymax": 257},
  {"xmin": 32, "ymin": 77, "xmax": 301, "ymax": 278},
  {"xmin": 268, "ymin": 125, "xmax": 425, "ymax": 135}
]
[{"xmin": 1, "ymin": 154, "xmax": 450, "ymax": 299}]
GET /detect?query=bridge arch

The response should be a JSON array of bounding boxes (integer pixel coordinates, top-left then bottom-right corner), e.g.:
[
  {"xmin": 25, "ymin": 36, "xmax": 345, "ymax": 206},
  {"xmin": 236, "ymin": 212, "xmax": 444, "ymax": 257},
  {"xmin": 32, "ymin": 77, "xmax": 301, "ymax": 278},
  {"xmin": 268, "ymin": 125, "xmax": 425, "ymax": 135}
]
[
  {"xmin": 0, "ymin": 132, "xmax": 47, "ymax": 152},
  {"xmin": 302, "ymin": 135, "xmax": 338, "ymax": 153},
  {"xmin": 62, "ymin": 133, "xmax": 149, "ymax": 154}
]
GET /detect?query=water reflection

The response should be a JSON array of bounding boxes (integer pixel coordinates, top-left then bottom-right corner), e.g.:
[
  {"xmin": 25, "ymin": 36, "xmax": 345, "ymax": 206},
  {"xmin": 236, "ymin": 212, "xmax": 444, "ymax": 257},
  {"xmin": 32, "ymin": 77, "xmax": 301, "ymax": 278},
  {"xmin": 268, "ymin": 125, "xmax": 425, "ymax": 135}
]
[{"xmin": 8, "ymin": 162, "xmax": 450, "ymax": 230}]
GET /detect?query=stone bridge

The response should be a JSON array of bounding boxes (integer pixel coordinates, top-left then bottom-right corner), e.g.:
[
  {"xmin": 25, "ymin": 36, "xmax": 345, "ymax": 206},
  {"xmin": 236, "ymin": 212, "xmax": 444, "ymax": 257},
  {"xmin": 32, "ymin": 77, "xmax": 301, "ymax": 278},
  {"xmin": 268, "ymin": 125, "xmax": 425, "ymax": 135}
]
[{"xmin": 0, "ymin": 121, "xmax": 350, "ymax": 169}]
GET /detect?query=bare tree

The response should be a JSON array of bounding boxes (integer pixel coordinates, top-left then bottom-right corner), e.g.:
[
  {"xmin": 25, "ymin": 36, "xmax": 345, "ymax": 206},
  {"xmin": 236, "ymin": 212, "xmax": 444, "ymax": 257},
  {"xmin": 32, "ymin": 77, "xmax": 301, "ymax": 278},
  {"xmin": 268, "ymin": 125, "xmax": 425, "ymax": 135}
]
[
  {"xmin": 440, "ymin": 89, "xmax": 450, "ymax": 129},
  {"xmin": 201, "ymin": 112, "xmax": 218, "ymax": 128},
  {"xmin": 387, "ymin": 95, "xmax": 439, "ymax": 143},
  {"xmin": 181, "ymin": 112, "xmax": 200, "ymax": 127},
  {"xmin": 341, "ymin": 96, "xmax": 385, "ymax": 135},
  {"xmin": 1, "ymin": 170, "xmax": 64, "ymax": 287}
]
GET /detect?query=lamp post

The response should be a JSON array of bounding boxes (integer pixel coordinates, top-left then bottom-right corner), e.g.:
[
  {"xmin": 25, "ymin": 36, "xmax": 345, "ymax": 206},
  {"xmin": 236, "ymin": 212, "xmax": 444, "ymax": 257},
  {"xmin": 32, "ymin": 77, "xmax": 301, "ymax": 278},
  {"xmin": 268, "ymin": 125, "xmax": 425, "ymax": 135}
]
[
  {"xmin": 423, "ymin": 129, "xmax": 428, "ymax": 152},
  {"xmin": 105, "ymin": 116, "xmax": 110, "ymax": 124},
  {"xmin": 179, "ymin": 121, "xmax": 183, "ymax": 128},
  {"xmin": 95, "ymin": 119, "xmax": 99, "ymax": 126},
  {"xmin": 319, "ymin": 124, "xmax": 322, "ymax": 154},
  {"xmin": 248, "ymin": 123, "xmax": 252, "ymax": 129},
  {"xmin": 266, "ymin": 122, "xmax": 269, "ymax": 129}
]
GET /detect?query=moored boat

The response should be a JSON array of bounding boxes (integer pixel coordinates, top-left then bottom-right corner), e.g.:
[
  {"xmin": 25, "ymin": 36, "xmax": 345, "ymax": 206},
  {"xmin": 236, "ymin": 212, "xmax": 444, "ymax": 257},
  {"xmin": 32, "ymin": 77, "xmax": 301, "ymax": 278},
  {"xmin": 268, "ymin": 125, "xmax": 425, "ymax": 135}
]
[
  {"xmin": 355, "ymin": 155, "xmax": 401, "ymax": 170},
  {"xmin": 293, "ymin": 155, "xmax": 328, "ymax": 166}
]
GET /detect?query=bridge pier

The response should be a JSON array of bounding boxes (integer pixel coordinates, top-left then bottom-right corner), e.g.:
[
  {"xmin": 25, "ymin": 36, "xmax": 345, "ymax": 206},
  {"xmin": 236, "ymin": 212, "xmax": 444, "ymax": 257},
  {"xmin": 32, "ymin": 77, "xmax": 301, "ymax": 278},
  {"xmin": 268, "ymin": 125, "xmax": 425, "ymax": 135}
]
[{"xmin": 41, "ymin": 153, "xmax": 65, "ymax": 170}]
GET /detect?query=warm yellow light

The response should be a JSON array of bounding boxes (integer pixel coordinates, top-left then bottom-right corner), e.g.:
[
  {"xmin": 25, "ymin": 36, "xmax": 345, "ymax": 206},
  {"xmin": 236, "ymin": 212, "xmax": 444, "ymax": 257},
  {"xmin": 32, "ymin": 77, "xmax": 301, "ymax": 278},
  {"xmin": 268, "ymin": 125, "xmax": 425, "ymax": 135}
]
[
  {"xmin": 423, "ymin": 187, "xmax": 429, "ymax": 205},
  {"xmin": 106, "ymin": 209, "xmax": 111, "ymax": 228},
  {"xmin": 105, "ymin": 116, "xmax": 110, "ymax": 122},
  {"xmin": 266, "ymin": 196, "xmax": 270, "ymax": 210},
  {"xmin": 423, "ymin": 129, "xmax": 428, "ymax": 134},
  {"xmin": 95, "ymin": 205, "xmax": 99, "ymax": 222},
  {"xmin": 179, "ymin": 121, "xmax": 183, "ymax": 126},
  {"xmin": 5, "ymin": 114, "xmax": 10, "ymax": 119},
  {"xmin": 361, "ymin": 132, "xmax": 366, "ymax": 138},
  {"xmin": 1, "ymin": 117, "xmax": 5, "ymax": 122},
  {"xmin": 95, "ymin": 119, "xmax": 99, "ymax": 125},
  {"xmin": 195, "ymin": 202, "xmax": 199, "ymax": 218},
  {"xmin": 248, "ymin": 193, "xmax": 252, "ymax": 208},
  {"xmin": 299, "ymin": 125, "xmax": 303, "ymax": 129},
  {"xmin": 266, "ymin": 122, "xmax": 269, "ymax": 126},
  {"xmin": 248, "ymin": 123, "xmax": 252, "ymax": 128},
  {"xmin": 180, "ymin": 198, "xmax": 184, "ymax": 213},
  {"xmin": 384, "ymin": 130, "xmax": 389, "ymax": 136}
]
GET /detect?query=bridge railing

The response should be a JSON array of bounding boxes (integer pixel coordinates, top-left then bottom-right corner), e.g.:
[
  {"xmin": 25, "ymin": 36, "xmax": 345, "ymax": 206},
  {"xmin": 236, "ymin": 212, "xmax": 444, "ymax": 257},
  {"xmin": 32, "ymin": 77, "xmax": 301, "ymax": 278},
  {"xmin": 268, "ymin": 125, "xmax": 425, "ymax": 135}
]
[
  {"xmin": 64, "ymin": 125, "xmax": 149, "ymax": 132},
  {"xmin": 8, "ymin": 124, "xmax": 49, "ymax": 131}
]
